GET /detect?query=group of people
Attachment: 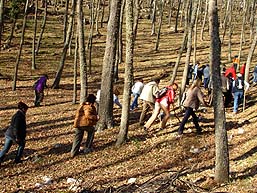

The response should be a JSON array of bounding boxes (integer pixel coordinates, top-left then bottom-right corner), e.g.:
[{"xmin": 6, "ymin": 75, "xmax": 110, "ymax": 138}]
[{"xmin": 0, "ymin": 57, "xmax": 255, "ymax": 163}]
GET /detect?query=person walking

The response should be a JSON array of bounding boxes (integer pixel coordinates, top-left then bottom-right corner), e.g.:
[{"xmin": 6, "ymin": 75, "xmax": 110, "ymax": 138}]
[
  {"xmin": 33, "ymin": 74, "xmax": 48, "ymax": 107},
  {"xmin": 130, "ymin": 78, "xmax": 144, "ymax": 110},
  {"xmin": 203, "ymin": 64, "xmax": 210, "ymax": 89},
  {"xmin": 232, "ymin": 73, "xmax": 249, "ymax": 114},
  {"xmin": 144, "ymin": 83, "xmax": 178, "ymax": 131},
  {"xmin": 0, "ymin": 102, "xmax": 29, "ymax": 164},
  {"xmin": 178, "ymin": 79, "xmax": 208, "ymax": 135},
  {"xmin": 139, "ymin": 77, "xmax": 160, "ymax": 126},
  {"xmin": 71, "ymin": 94, "xmax": 98, "ymax": 158}
]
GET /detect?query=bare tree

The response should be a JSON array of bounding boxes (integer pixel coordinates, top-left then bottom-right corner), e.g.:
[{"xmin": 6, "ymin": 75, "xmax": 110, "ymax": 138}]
[
  {"xmin": 245, "ymin": 25, "xmax": 257, "ymax": 82},
  {"xmin": 97, "ymin": 0, "xmax": 122, "ymax": 131},
  {"xmin": 35, "ymin": 0, "xmax": 47, "ymax": 55},
  {"xmin": 63, "ymin": 0, "xmax": 69, "ymax": 43},
  {"xmin": 73, "ymin": 33, "xmax": 79, "ymax": 104},
  {"xmin": 52, "ymin": 0, "xmax": 76, "ymax": 89},
  {"xmin": 200, "ymin": 0, "xmax": 208, "ymax": 41},
  {"xmin": 32, "ymin": 0, "xmax": 38, "ymax": 70},
  {"xmin": 209, "ymin": 0, "xmax": 229, "ymax": 184},
  {"xmin": 116, "ymin": 0, "xmax": 134, "ymax": 146},
  {"xmin": 12, "ymin": 0, "xmax": 29, "ymax": 91},
  {"xmin": 77, "ymin": 0, "xmax": 87, "ymax": 102},
  {"xmin": 180, "ymin": 0, "xmax": 198, "ymax": 99},
  {"xmin": 155, "ymin": 0, "xmax": 164, "ymax": 51},
  {"xmin": 0, "ymin": 0, "xmax": 4, "ymax": 51}
]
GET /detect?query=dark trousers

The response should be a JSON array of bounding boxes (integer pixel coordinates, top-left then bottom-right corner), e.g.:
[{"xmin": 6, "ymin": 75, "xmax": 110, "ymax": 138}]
[
  {"xmin": 35, "ymin": 90, "xmax": 44, "ymax": 106},
  {"xmin": 178, "ymin": 107, "xmax": 201, "ymax": 134},
  {"xmin": 70, "ymin": 126, "xmax": 95, "ymax": 157},
  {"xmin": 0, "ymin": 137, "xmax": 25, "ymax": 163}
]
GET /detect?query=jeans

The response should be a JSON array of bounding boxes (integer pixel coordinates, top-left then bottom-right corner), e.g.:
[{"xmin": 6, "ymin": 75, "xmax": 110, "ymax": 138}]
[
  {"xmin": 204, "ymin": 77, "xmax": 209, "ymax": 89},
  {"xmin": 71, "ymin": 126, "xmax": 95, "ymax": 157},
  {"xmin": 253, "ymin": 72, "xmax": 257, "ymax": 83},
  {"xmin": 178, "ymin": 107, "xmax": 201, "ymax": 134},
  {"xmin": 35, "ymin": 90, "xmax": 44, "ymax": 107},
  {"xmin": 0, "ymin": 137, "xmax": 25, "ymax": 163},
  {"xmin": 233, "ymin": 91, "xmax": 243, "ymax": 113},
  {"xmin": 131, "ymin": 93, "xmax": 140, "ymax": 110}
]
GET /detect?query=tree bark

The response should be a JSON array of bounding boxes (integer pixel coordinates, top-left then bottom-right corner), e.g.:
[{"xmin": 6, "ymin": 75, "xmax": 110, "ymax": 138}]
[
  {"xmin": 200, "ymin": 0, "xmax": 208, "ymax": 41},
  {"xmin": 52, "ymin": 0, "xmax": 76, "ymax": 89},
  {"xmin": 32, "ymin": 0, "xmax": 38, "ymax": 70},
  {"xmin": 97, "ymin": 0, "xmax": 122, "ymax": 131},
  {"xmin": 77, "ymin": 0, "xmax": 87, "ymax": 102},
  {"xmin": 73, "ymin": 32, "xmax": 79, "ymax": 104},
  {"xmin": 12, "ymin": 0, "xmax": 29, "ymax": 91},
  {"xmin": 0, "ymin": 0, "xmax": 4, "ymax": 51},
  {"xmin": 116, "ymin": 0, "xmax": 134, "ymax": 146},
  {"xmin": 63, "ymin": 0, "xmax": 69, "ymax": 44},
  {"xmin": 245, "ymin": 25, "xmax": 257, "ymax": 83},
  {"xmin": 209, "ymin": 0, "xmax": 229, "ymax": 184},
  {"xmin": 155, "ymin": 0, "xmax": 164, "ymax": 51},
  {"xmin": 36, "ymin": 0, "xmax": 47, "ymax": 55}
]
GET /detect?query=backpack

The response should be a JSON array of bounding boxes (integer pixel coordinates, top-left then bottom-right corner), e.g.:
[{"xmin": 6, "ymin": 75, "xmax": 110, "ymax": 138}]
[
  {"xmin": 156, "ymin": 87, "xmax": 168, "ymax": 99},
  {"xmin": 235, "ymin": 78, "xmax": 244, "ymax": 90}
]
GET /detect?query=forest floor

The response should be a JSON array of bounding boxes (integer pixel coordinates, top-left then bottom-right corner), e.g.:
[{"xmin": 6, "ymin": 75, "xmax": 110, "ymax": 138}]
[{"xmin": 0, "ymin": 5, "xmax": 257, "ymax": 193}]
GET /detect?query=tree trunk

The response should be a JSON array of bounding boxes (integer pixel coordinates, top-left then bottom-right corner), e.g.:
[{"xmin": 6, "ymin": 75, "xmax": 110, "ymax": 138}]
[
  {"xmin": 200, "ymin": 0, "xmax": 208, "ymax": 41},
  {"xmin": 5, "ymin": 16, "xmax": 17, "ymax": 49},
  {"xmin": 133, "ymin": 0, "xmax": 140, "ymax": 42},
  {"xmin": 52, "ymin": 0, "xmax": 76, "ymax": 89},
  {"xmin": 36, "ymin": 0, "xmax": 47, "ymax": 55},
  {"xmin": 155, "ymin": 0, "xmax": 164, "ymax": 51},
  {"xmin": 97, "ymin": 0, "xmax": 122, "ymax": 131},
  {"xmin": 73, "ymin": 32, "xmax": 79, "ymax": 104},
  {"xmin": 32, "ymin": 0, "xmax": 38, "ymax": 70},
  {"xmin": 238, "ymin": 0, "xmax": 248, "ymax": 67},
  {"xmin": 63, "ymin": 0, "xmax": 69, "ymax": 43},
  {"xmin": 227, "ymin": 0, "xmax": 232, "ymax": 61},
  {"xmin": 151, "ymin": 0, "xmax": 156, "ymax": 35},
  {"xmin": 193, "ymin": 0, "xmax": 201, "ymax": 65},
  {"xmin": 87, "ymin": 0, "xmax": 95, "ymax": 75},
  {"xmin": 209, "ymin": 0, "xmax": 229, "ymax": 184},
  {"xmin": 174, "ymin": 0, "xmax": 182, "ymax": 33},
  {"xmin": 0, "ymin": 0, "xmax": 4, "ymax": 51},
  {"xmin": 12, "ymin": 0, "xmax": 29, "ymax": 91},
  {"xmin": 77, "ymin": 0, "xmax": 87, "ymax": 102},
  {"xmin": 116, "ymin": 0, "xmax": 134, "ymax": 146},
  {"xmin": 101, "ymin": 0, "xmax": 106, "ymax": 28},
  {"xmin": 244, "ymin": 25, "xmax": 257, "ymax": 82},
  {"xmin": 180, "ymin": 0, "xmax": 197, "ymax": 100},
  {"xmin": 249, "ymin": 0, "xmax": 256, "ymax": 41}
]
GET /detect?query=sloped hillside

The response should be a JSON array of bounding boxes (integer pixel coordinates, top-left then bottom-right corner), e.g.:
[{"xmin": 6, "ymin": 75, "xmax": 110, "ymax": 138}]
[{"xmin": 0, "ymin": 4, "xmax": 257, "ymax": 193}]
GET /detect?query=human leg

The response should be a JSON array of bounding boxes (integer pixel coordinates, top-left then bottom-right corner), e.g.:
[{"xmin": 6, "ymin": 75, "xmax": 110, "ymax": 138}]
[
  {"xmin": 139, "ymin": 101, "xmax": 154, "ymax": 126},
  {"xmin": 178, "ymin": 107, "xmax": 192, "ymax": 135},
  {"xmin": 0, "ymin": 137, "xmax": 13, "ymax": 162},
  {"xmin": 160, "ymin": 105, "xmax": 170, "ymax": 129},
  {"xmin": 85, "ymin": 126, "xmax": 95, "ymax": 149},
  {"xmin": 233, "ymin": 92, "xmax": 240, "ymax": 113},
  {"xmin": 131, "ymin": 93, "xmax": 139, "ymax": 110},
  {"xmin": 144, "ymin": 103, "xmax": 161, "ymax": 129},
  {"xmin": 71, "ymin": 128, "xmax": 84, "ymax": 157},
  {"xmin": 15, "ymin": 140, "xmax": 26, "ymax": 163},
  {"xmin": 191, "ymin": 110, "xmax": 201, "ymax": 133}
]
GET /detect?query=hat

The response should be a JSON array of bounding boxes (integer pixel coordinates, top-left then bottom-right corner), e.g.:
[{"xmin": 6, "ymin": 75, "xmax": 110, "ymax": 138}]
[{"xmin": 237, "ymin": 73, "xmax": 242, "ymax": 77}]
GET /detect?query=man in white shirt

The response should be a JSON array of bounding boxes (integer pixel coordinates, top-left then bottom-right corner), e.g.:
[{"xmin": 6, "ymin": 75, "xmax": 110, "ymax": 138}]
[{"xmin": 130, "ymin": 78, "xmax": 144, "ymax": 110}]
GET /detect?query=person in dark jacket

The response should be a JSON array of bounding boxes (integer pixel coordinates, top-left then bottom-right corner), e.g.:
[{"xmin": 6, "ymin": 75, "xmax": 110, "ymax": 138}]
[
  {"xmin": 0, "ymin": 102, "xmax": 29, "ymax": 164},
  {"xmin": 34, "ymin": 74, "xmax": 48, "ymax": 107},
  {"xmin": 71, "ymin": 94, "xmax": 98, "ymax": 158}
]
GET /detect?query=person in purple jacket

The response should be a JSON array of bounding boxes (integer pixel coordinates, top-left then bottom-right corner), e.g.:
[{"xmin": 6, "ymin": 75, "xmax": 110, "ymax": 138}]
[{"xmin": 34, "ymin": 74, "xmax": 48, "ymax": 107}]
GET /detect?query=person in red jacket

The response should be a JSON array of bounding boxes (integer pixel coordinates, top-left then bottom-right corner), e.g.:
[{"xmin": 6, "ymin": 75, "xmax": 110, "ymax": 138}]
[
  {"xmin": 225, "ymin": 65, "xmax": 236, "ymax": 80},
  {"xmin": 240, "ymin": 63, "xmax": 246, "ymax": 77}
]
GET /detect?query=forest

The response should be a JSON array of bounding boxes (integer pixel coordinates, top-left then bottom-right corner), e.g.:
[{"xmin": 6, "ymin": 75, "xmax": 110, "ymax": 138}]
[{"xmin": 0, "ymin": 0, "xmax": 257, "ymax": 192}]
